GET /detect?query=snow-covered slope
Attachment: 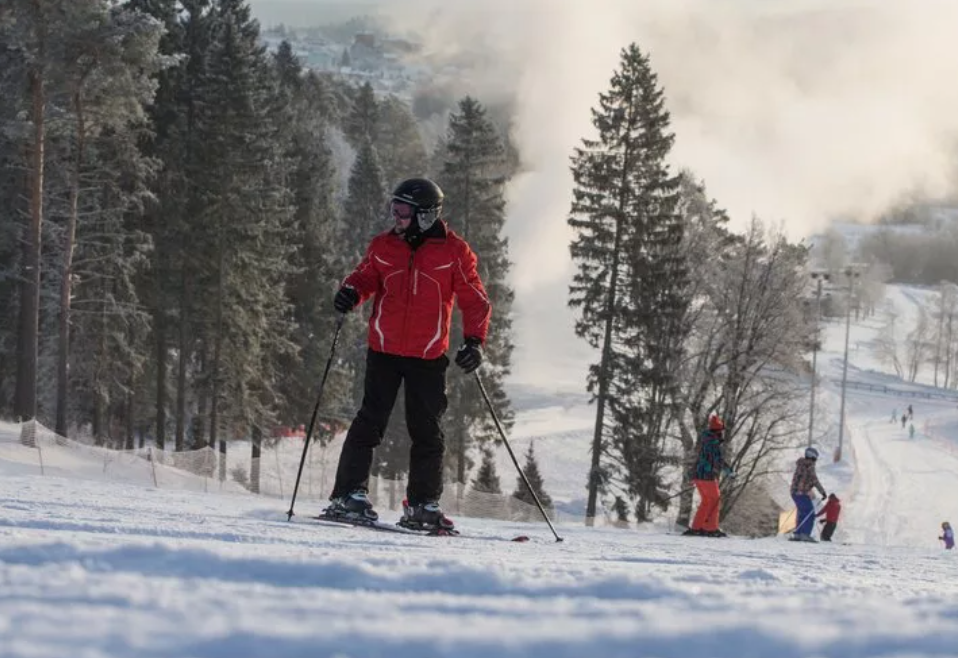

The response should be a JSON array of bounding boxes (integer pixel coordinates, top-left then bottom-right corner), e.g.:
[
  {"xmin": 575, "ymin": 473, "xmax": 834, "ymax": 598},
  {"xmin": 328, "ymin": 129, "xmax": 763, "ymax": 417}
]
[
  {"xmin": 4, "ymin": 283, "xmax": 958, "ymax": 657},
  {"xmin": 3, "ymin": 469, "xmax": 958, "ymax": 658}
]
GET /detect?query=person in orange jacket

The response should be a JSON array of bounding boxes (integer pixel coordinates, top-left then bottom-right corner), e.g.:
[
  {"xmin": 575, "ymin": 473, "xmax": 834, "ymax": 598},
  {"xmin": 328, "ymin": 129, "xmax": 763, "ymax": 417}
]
[
  {"xmin": 816, "ymin": 493, "xmax": 842, "ymax": 542},
  {"xmin": 684, "ymin": 414, "xmax": 735, "ymax": 537}
]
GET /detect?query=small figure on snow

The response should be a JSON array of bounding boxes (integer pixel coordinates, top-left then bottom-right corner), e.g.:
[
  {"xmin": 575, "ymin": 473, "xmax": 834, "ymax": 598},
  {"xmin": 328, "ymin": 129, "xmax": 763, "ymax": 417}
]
[
  {"xmin": 323, "ymin": 178, "xmax": 491, "ymax": 533},
  {"xmin": 890, "ymin": 408, "xmax": 898, "ymax": 424},
  {"xmin": 902, "ymin": 414, "xmax": 907, "ymax": 429},
  {"xmin": 907, "ymin": 404, "xmax": 914, "ymax": 420},
  {"xmin": 817, "ymin": 493, "xmax": 842, "ymax": 542},
  {"xmin": 684, "ymin": 414, "xmax": 735, "ymax": 538},
  {"xmin": 909, "ymin": 423, "xmax": 916, "ymax": 440},
  {"xmin": 940, "ymin": 522, "xmax": 954, "ymax": 550},
  {"xmin": 790, "ymin": 446, "xmax": 827, "ymax": 542}
]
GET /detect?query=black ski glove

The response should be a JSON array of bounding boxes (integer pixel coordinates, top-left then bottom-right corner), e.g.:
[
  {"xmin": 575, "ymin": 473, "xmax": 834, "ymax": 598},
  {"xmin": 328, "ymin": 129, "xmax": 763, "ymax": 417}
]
[
  {"xmin": 455, "ymin": 337, "xmax": 483, "ymax": 373},
  {"xmin": 333, "ymin": 286, "xmax": 359, "ymax": 313}
]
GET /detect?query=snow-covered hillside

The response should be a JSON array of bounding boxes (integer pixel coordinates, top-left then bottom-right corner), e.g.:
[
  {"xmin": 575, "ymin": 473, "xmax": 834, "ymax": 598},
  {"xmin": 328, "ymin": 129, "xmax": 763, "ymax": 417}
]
[{"xmin": 4, "ymin": 283, "xmax": 958, "ymax": 657}]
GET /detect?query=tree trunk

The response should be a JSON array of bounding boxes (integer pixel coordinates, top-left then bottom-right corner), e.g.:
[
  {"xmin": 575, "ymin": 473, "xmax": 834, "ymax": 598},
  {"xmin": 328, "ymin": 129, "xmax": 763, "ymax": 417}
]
[
  {"xmin": 946, "ymin": 314, "xmax": 954, "ymax": 389},
  {"xmin": 155, "ymin": 309, "xmax": 167, "ymax": 448},
  {"xmin": 93, "ymin": 281, "xmax": 108, "ymax": 446},
  {"xmin": 56, "ymin": 92, "xmax": 85, "ymax": 437},
  {"xmin": 585, "ymin": 211, "xmax": 625, "ymax": 525},
  {"xmin": 250, "ymin": 426, "xmax": 261, "ymax": 494},
  {"xmin": 211, "ymin": 241, "xmax": 226, "ymax": 482},
  {"xmin": 175, "ymin": 266, "xmax": 189, "ymax": 450},
  {"xmin": 16, "ymin": 3, "xmax": 46, "ymax": 437}
]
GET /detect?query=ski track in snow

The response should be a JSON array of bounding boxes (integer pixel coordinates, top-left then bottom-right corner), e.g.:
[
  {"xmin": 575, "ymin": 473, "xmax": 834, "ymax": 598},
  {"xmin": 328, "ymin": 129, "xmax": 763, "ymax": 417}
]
[{"xmin": 4, "ymin": 283, "xmax": 958, "ymax": 657}]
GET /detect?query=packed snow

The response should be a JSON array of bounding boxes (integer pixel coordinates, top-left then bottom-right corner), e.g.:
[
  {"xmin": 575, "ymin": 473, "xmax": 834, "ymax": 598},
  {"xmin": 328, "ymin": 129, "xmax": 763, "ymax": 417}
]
[{"xmin": 3, "ymin": 283, "xmax": 958, "ymax": 658}]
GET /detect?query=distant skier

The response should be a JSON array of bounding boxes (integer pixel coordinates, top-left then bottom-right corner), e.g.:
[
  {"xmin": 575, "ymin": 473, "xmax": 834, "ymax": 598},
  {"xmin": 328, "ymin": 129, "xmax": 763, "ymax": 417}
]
[
  {"xmin": 940, "ymin": 522, "xmax": 955, "ymax": 550},
  {"xmin": 790, "ymin": 446, "xmax": 827, "ymax": 542},
  {"xmin": 890, "ymin": 408, "xmax": 898, "ymax": 423},
  {"xmin": 909, "ymin": 423, "xmax": 916, "ymax": 440},
  {"xmin": 684, "ymin": 414, "xmax": 735, "ymax": 538},
  {"xmin": 907, "ymin": 404, "xmax": 914, "ymax": 420},
  {"xmin": 902, "ymin": 414, "xmax": 907, "ymax": 429},
  {"xmin": 816, "ymin": 493, "xmax": 842, "ymax": 542}
]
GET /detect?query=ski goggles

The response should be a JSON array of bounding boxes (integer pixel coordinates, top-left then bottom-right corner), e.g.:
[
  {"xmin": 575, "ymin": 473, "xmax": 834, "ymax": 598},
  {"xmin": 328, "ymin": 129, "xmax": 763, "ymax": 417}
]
[{"xmin": 390, "ymin": 200, "xmax": 416, "ymax": 220}]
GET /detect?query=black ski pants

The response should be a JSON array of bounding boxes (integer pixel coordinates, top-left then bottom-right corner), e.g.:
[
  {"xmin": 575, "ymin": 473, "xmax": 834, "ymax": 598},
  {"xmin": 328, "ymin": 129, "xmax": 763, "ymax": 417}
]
[
  {"xmin": 820, "ymin": 521, "xmax": 837, "ymax": 541},
  {"xmin": 332, "ymin": 348, "xmax": 449, "ymax": 505}
]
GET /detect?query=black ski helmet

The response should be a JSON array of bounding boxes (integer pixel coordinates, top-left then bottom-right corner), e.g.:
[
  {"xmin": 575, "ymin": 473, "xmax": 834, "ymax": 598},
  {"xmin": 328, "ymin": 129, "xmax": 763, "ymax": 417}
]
[{"xmin": 391, "ymin": 178, "xmax": 444, "ymax": 232}]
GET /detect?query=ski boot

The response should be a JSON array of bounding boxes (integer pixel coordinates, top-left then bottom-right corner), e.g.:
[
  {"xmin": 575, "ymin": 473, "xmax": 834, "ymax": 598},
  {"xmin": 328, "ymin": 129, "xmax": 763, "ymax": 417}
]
[
  {"xmin": 681, "ymin": 527, "xmax": 705, "ymax": 536},
  {"xmin": 705, "ymin": 529, "xmax": 728, "ymax": 538},
  {"xmin": 321, "ymin": 490, "xmax": 379, "ymax": 522},
  {"xmin": 398, "ymin": 500, "xmax": 456, "ymax": 534}
]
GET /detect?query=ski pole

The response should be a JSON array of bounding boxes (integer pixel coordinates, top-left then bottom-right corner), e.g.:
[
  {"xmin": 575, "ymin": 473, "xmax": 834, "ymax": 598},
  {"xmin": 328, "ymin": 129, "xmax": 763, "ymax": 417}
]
[
  {"xmin": 287, "ymin": 313, "xmax": 346, "ymax": 521},
  {"xmin": 664, "ymin": 485, "xmax": 696, "ymax": 502},
  {"xmin": 474, "ymin": 371, "xmax": 564, "ymax": 543},
  {"xmin": 793, "ymin": 498, "xmax": 821, "ymax": 535}
]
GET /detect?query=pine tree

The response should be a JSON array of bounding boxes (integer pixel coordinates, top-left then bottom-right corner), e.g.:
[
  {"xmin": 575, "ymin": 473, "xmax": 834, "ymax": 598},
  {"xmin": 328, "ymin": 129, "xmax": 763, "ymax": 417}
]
[
  {"xmin": 436, "ymin": 96, "xmax": 515, "ymax": 490},
  {"xmin": 376, "ymin": 96, "xmax": 427, "ymax": 189},
  {"xmin": 568, "ymin": 43, "xmax": 685, "ymax": 523},
  {"xmin": 511, "ymin": 442, "xmax": 553, "ymax": 513},
  {"xmin": 344, "ymin": 81, "xmax": 378, "ymax": 147},
  {"xmin": 339, "ymin": 135, "xmax": 386, "ymax": 412},
  {"xmin": 53, "ymin": 1, "xmax": 164, "ymax": 439},
  {"xmin": 128, "ymin": 0, "xmax": 215, "ymax": 451},
  {"xmin": 191, "ymin": 0, "xmax": 297, "ymax": 478},
  {"xmin": 3, "ymin": 0, "xmax": 68, "ymax": 431},
  {"xmin": 0, "ymin": 23, "xmax": 29, "ymax": 416},
  {"xmin": 472, "ymin": 447, "xmax": 501, "ymax": 494},
  {"xmin": 271, "ymin": 42, "xmax": 352, "ymax": 460}
]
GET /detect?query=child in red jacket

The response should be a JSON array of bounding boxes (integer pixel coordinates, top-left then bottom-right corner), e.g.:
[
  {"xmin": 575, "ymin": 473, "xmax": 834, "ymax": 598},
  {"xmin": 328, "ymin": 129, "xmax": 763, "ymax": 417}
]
[{"xmin": 817, "ymin": 493, "xmax": 842, "ymax": 541}]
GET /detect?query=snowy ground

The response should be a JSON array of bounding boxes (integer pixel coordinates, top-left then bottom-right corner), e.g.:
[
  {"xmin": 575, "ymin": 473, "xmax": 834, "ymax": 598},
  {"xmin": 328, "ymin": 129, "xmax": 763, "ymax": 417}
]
[{"xmin": 4, "ymin": 283, "xmax": 958, "ymax": 658}]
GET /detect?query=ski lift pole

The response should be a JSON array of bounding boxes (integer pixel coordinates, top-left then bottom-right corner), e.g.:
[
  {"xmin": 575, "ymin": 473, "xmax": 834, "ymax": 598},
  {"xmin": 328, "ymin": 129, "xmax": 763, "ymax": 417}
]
[
  {"xmin": 287, "ymin": 313, "xmax": 345, "ymax": 521},
  {"xmin": 474, "ymin": 372, "xmax": 564, "ymax": 542}
]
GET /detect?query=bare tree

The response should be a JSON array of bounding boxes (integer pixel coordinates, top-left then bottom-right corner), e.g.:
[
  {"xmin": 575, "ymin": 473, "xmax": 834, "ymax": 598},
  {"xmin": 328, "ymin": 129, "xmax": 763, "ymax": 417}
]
[
  {"xmin": 906, "ymin": 305, "xmax": 931, "ymax": 383},
  {"xmin": 874, "ymin": 303, "xmax": 905, "ymax": 378},
  {"xmin": 672, "ymin": 217, "xmax": 811, "ymax": 528},
  {"xmin": 931, "ymin": 283, "xmax": 958, "ymax": 387}
]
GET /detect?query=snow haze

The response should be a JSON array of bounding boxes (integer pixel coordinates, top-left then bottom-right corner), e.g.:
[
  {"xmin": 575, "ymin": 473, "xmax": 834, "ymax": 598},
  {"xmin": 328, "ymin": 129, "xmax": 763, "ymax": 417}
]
[
  {"xmin": 248, "ymin": 0, "xmax": 958, "ymax": 389},
  {"xmin": 370, "ymin": 0, "xmax": 958, "ymax": 390}
]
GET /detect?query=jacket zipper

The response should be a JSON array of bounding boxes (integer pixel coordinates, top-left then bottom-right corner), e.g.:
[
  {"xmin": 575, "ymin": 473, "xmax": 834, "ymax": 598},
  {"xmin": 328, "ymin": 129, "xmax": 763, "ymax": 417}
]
[{"xmin": 399, "ymin": 249, "xmax": 416, "ymax": 354}]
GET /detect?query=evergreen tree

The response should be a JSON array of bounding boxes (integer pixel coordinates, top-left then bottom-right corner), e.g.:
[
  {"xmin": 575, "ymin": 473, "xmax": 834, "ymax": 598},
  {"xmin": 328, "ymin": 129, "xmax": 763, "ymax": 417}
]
[
  {"xmin": 53, "ymin": 1, "xmax": 164, "ymax": 439},
  {"xmin": 270, "ymin": 40, "xmax": 352, "ymax": 491},
  {"xmin": 344, "ymin": 81, "xmax": 378, "ymax": 147},
  {"xmin": 511, "ymin": 442, "xmax": 553, "ymax": 511},
  {"xmin": 472, "ymin": 446, "xmax": 501, "ymax": 494},
  {"xmin": 568, "ymin": 43, "xmax": 685, "ymax": 523},
  {"xmin": 339, "ymin": 135, "xmax": 386, "ymax": 412},
  {"xmin": 0, "ymin": 25, "xmax": 29, "ymax": 416},
  {"xmin": 376, "ymin": 96, "xmax": 427, "ymax": 189},
  {"xmin": 191, "ymin": 0, "xmax": 297, "ymax": 477},
  {"xmin": 436, "ymin": 96, "xmax": 515, "ymax": 490},
  {"xmin": 3, "ymin": 0, "xmax": 69, "ymax": 431},
  {"xmin": 127, "ymin": 0, "xmax": 214, "ymax": 451}
]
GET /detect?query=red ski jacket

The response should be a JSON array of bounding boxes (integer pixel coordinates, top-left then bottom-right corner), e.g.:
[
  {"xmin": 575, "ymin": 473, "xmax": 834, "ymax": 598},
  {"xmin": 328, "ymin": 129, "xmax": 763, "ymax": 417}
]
[
  {"xmin": 343, "ymin": 222, "xmax": 491, "ymax": 360},
  {"xmin": 817, "ymin": 497, "xmax": 842, "ymax": 523}
]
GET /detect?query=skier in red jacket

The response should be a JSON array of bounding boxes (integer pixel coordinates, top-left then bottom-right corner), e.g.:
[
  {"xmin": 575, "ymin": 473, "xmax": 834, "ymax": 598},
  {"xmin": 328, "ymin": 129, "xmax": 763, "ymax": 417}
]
[
  {"xmin": 323, "ymin": 178, "xmax": 491, "ymax": 532},
  {"xmin": 816, "ymin": 493, "xmax": 842, "ymax": 541}
]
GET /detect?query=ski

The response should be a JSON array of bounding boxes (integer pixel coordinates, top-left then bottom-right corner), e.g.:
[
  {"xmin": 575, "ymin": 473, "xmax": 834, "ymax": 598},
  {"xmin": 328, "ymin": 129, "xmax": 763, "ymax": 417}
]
[
  {"xmin": 311, "ymin": 513, "xmax": 460, "ymax": 537},
  {"xmin": 298, "ymin": 514, "xmax": 531, "ymax": 542}
]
